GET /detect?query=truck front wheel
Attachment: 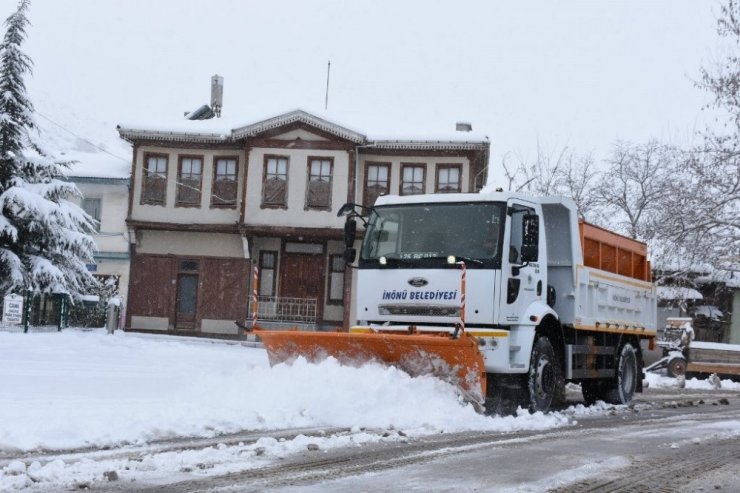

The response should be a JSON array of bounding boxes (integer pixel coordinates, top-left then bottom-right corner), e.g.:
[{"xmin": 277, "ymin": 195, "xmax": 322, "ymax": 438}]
[
  {"xmin": 604, "ymin": 342, "xmax": 638, "ymax": 405},
  {"xmin": 527, "ymin": 336, "xmax": 564, "ymax": 413}
]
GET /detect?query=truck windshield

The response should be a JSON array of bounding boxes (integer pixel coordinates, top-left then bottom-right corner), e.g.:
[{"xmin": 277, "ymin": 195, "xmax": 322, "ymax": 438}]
[{"xmin": 360, "ymin": 202, "xmax": 505, "ymax": 269}]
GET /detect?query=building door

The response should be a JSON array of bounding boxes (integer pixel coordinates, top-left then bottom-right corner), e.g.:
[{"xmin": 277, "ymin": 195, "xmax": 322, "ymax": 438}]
[
  {"xmin": 175, "ymin": 259, "xmax": 199, "ymax": 329},
  {"xmin": 280, "ymin": 251, "xmax": 325, "ymax": 322}
]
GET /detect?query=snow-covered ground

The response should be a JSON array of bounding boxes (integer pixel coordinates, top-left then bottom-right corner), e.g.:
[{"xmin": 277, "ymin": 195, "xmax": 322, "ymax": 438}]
[
  {"xmin": 0, "ymin": 329, "xmax": 568, "ymax": 491},
  {"xmin": 1, "ymin": 329, "xmax": 738, "ymax": 491}
]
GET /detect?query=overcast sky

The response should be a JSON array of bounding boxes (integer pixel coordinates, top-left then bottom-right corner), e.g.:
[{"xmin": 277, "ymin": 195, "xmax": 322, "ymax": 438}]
[{"xmin": 2, "ymin": 0, "xmax": 725, "ymax": 185}]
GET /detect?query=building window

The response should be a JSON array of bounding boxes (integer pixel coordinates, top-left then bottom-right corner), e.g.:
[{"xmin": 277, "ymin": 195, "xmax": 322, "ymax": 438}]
[
  {"xmin": 262, "ymin": 156, "xmax": 289, "ymax": 207},
  {"xmin": 328, "ymin": 255, "xmax": 344, "ymax": 304},
  {"xmin": 400, "ymin": 164, "xmax": 426, "ymax": 195},
  {"xmin": 306, "ymin": 157, "xmax": 333, "ymax": 210},
  {"xmin": 176, "ymin": 156, "xmax": 203, "ymax": 207},
  {"xmin": 141, "ymin": 154, "xmax": 168, "ymax": 205},
  {"xmin": 436, "ymin": 164, "xmax": 462, "ymax": 193},
  {"xmin": 82, "ymin": 197, "xmax": 102, "ymax": 232},
  {"xmin": 212, "ymin": 157, "xmax": 238, "ymax": 208},
  {"xmin": 364, "ymin": 162, "xmax": 390, "ymax": 208},
  {"xmin": 259, "ymin": 251, "xmax": 277, "ymax": 296}
]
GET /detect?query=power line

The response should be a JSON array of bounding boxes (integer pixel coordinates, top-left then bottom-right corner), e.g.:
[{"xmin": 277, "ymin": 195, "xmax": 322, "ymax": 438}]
[{"xmin": 35, "ymin": 112, "xmax": 131, "ymax": 164}]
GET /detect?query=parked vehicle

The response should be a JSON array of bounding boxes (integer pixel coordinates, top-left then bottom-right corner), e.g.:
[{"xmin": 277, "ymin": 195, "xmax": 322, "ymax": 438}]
[
  {"xmin": 256, "ymin": 190, "xmax": 658, "ymax": 413},
  {"xmin": 647, "ymin": 317, "xmax": 740, "ymax": 379}
]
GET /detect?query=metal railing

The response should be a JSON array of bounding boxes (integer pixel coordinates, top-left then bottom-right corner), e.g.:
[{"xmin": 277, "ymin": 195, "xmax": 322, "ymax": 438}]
[{"xmin": 255, "ymin": 296, "xmax": 317, "ymax": 324}]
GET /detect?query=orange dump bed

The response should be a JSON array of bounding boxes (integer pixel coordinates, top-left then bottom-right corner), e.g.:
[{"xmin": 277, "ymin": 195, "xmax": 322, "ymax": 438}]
[{"xmin": 579, "ymin": 221, "xmax": 651, "ymax": 282}]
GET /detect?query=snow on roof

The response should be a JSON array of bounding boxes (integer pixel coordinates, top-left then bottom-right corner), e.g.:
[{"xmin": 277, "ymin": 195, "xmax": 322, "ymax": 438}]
[
  {"xmin": 693, "ymin": 305, "xmax": 723, "ymax": 320},
  {"xmin": 657, "ymin": 286, "xmax": 703, "ymax": 301},
  {"xmin": 232, "ymin": 110, "xmax": 366, "ymax": 143},
  {"xmin": 370, "ymin": 137, "xmax": 489, "ymax": 150},
  {"xmin": 118, "ymin": 108, "xmax": 490, "ymax": 149},
  {"xmin": 62, "ymin": 151, "xmax": 130, "ymax": 180},
  {"xmin": 33, "ymin": 92, "xmax": 132, "ymax": 180},
  {"xmin": 692, "ymin": 341, "xmax": 740, "ymax": 352},
  {"xmin": 695, "ymin": 270, "xmax": 740, "ymax": 289}
]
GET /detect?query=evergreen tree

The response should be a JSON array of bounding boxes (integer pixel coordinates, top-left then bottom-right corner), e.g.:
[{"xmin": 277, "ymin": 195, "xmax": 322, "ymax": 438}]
[{"xmin": 0, "ymin": 0, "xmax": 97, "ymax": 297}]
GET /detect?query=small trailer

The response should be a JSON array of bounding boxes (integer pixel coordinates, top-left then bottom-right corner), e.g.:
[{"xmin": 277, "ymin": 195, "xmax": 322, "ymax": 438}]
[{"xmin": 646, "ymin": 317, "xmax": 740, "ymax": 378}]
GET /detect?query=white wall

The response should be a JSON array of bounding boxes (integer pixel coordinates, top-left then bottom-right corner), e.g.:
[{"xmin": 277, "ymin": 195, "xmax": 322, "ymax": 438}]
[
  {"xmin": 74, "ymin": 180, "xmax": 131, "ymax": 304},
  {"xmin": 138, "ymin": 231, "xmax": 245, "ymax": 258},
  {"xmin": 74, "ymin": 181, "xmax": 129, "ymax": 253}
]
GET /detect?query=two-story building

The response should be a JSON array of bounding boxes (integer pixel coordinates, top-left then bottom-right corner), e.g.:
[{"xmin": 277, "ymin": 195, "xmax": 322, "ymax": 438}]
[
  {"xmin": 67, "ymin": 160, "xmax": 131, "ymax": 305},
  {"xmin": 118, "ymin": 109, "xmax": 489, "ymax": 335}
]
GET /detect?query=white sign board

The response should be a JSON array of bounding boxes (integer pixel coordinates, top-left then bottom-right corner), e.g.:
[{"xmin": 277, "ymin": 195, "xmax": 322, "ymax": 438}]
[{"xmin": 2, "ymin": 294, "xmax": 24, "ymax": 325}]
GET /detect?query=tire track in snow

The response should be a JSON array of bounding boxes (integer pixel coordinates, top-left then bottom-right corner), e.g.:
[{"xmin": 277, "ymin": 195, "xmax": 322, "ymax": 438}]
[
  {"xmin": 548, "ymin": 437, "xmax": 740, "ymax": 493},
  {"xmin": 109, "ymin": 402, "xmax": 740, "ymax": 492}
]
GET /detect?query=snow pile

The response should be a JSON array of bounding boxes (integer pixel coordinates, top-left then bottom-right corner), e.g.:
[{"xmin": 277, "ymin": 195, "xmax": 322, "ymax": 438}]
[
  {"xmin": 644, "ymin": 371, "xmax": 740, "ymax": 391},
  {"xmin": 0, "ymin": 329, "xmax": 575, "ymax": 491},
  {"xmin": 0, "ymin": 330, "xmax": 569, "ymax": 453}
]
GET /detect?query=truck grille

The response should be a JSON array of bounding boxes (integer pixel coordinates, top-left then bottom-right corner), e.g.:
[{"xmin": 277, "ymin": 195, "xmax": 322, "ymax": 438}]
[{"xmin": 378, "ymin": 304, "xmax": 460, "ymax": 317}]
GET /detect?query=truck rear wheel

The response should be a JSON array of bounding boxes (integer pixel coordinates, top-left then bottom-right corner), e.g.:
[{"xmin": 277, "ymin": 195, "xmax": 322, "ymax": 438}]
[
  {"xmin": 527, "ymin": 336, "xmax": 564, "ymax": 413},
  {"xmin": 604, "ymin": 342, "xmax": 638, "ymax": 405}
]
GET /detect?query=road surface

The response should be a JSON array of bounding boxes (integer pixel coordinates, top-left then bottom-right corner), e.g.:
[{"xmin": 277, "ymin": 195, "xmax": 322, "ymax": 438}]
[{"xmin": 53, "ymin": 386, "xmax": 738, "ymax": 493}]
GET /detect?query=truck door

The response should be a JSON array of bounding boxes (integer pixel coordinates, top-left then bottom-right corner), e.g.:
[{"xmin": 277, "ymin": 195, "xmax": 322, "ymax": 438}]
[{"xmin": 499, "ymin": 202, "xmax": 543, "ymax": 325}]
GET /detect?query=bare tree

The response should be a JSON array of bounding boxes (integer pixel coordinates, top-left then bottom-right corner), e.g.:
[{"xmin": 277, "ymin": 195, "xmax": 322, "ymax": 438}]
[
  {"xmin": 558, "ymin": 152, "xmax": 601, "ymax": 222},
  {"xmin": 501, "ymin": 143, "xmax": 601, "ymax": 220},
  {"xmin": 596, "ymin": 140, "xmax": 678, "ymax": 241},
  {"xmin": 690, "ymin": 0, "xmax": 740, "ymax": 272}
]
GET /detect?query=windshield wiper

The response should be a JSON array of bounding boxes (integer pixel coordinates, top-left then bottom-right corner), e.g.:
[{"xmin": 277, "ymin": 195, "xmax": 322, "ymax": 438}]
[
  {"xmin": 369, "ymin": 254, "xmax": 485, "ymax": 267},
  {"xmin": 451, "ymin": 255, "xmax": 484, "ymax": 265},
  {"xmin": 379, "ymin": 255, "xmax": 484, "ymax": 266}
]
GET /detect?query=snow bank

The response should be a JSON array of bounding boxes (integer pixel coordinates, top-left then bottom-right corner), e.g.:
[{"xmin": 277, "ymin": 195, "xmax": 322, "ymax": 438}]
[
  {"xmin": 645, "ymin": 371, "xmax": 740, "ymax": 391},
  {"xmin": 0, "ymin": 330, "xmax": 568, "ymax": 453}
]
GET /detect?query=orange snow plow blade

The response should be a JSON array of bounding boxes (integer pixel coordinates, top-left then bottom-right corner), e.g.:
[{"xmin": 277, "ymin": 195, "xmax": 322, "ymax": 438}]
[{"xmin": 257, "ymin": 329, "xmax": 487, "ymax": 405}]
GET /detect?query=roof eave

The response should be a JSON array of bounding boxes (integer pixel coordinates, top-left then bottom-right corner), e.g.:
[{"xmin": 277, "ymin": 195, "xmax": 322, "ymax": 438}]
[
  {"xmin": 368, "ymin": 140, "xmax": 490, "ymax": 151},
  {"xmin": 117, "ymin": 126, "xmax": 233, "ymax": 144}
]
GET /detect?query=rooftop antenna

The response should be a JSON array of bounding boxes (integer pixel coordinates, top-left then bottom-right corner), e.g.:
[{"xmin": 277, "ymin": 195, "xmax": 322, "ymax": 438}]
[{"xmin": 325, "ymin": 60, "xmax": 331, "ymax": 110}]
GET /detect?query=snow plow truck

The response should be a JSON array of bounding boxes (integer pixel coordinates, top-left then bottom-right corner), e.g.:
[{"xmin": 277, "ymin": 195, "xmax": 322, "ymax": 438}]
[{"xmin": 256, "ymin": 190, "xmax": 658, "ymax": 414}]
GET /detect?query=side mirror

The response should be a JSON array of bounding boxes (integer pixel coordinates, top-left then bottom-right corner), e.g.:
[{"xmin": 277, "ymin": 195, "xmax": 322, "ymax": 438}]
[
  {"xmin": 520, "ymin": 213, "xmax": 539, "ymax": 262},
  {"xmin": 344, "ymin": 218, "xmax": 357, "ymax": 248},
  {"xmin": 343, "ymin": 248, "xmax": 357, "ymax": 263},
  {"xmin": 337, "ymin": 202, "xmax": 355, "ymax": 217}
]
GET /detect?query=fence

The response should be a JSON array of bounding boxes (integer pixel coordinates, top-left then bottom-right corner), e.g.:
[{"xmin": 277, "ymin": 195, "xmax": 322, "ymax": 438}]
[
  {"xmin": 255, "ymin": 296, "xmax": 317, "ymax": 324},
  {"xmin": 0, "ymin": 292, "xmax": 69, "ymax": 333}
]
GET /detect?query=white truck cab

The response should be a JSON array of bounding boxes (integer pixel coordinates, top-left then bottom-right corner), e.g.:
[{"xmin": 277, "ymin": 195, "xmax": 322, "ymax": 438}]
[{"xmin": 343, "ymin": 189, "xmax": 657, "ymax": 413}]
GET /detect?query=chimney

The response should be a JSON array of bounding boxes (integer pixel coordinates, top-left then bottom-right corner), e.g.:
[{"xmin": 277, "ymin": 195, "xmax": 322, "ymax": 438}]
[
  {"xmin": 456, "ymin": 122, "xmax": 472, "ymax": 132},
  {"xmin": 211, "ymin": 74, "xmax": 224, "ymax": 118}
]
